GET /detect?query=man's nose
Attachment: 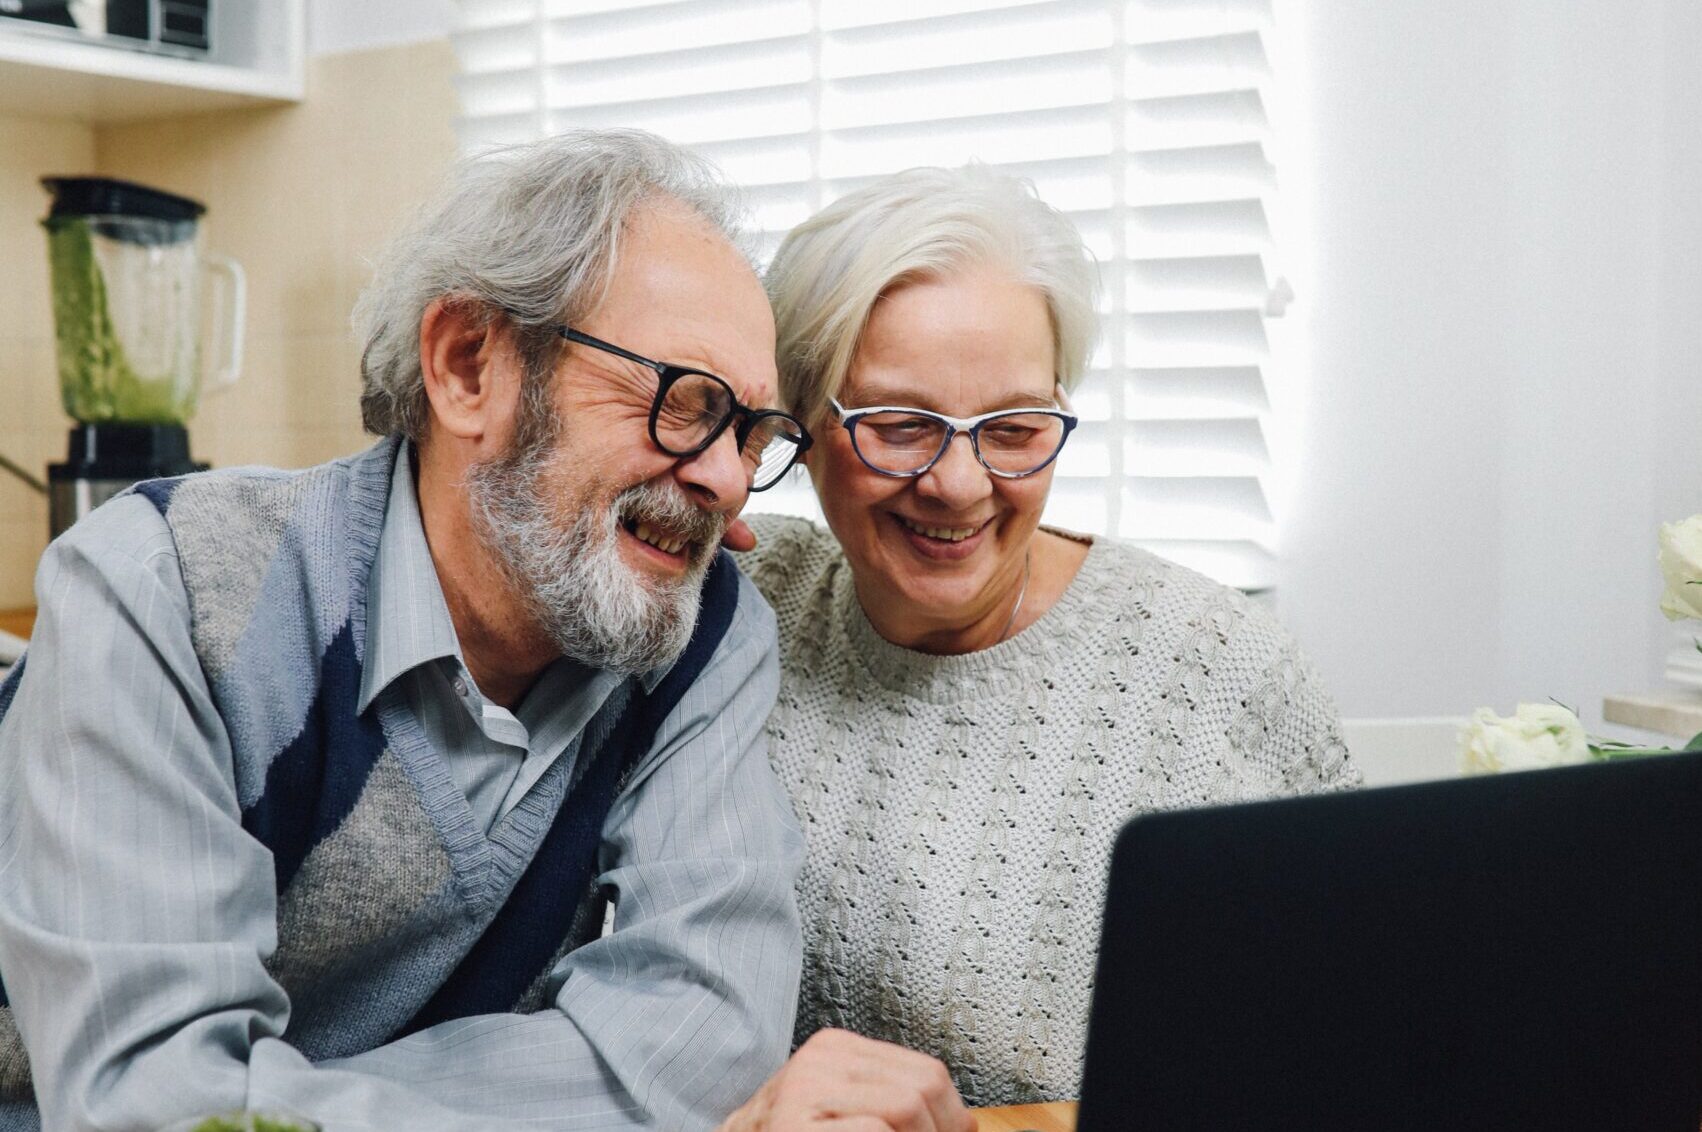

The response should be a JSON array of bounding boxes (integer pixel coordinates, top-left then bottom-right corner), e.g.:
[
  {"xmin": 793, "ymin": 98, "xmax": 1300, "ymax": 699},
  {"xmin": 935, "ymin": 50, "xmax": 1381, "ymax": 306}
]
[
  {"xmin": 915, "ymin": 432, "xmax": 993, "ymax": 508},
  {"xmin": 674, "ymin": 427, "xmax": 750, "ymax": 515}
]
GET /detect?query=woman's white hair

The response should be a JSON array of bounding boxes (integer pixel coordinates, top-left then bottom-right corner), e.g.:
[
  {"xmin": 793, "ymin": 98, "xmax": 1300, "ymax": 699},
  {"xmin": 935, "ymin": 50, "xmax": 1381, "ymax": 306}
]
[
  {"xmin": 353, "ymin": 129, "xmax": 744, "ymax": 440},
  {"xmin": 764, "ymin": 164, "xmax": 1100, "ymax": 429}
]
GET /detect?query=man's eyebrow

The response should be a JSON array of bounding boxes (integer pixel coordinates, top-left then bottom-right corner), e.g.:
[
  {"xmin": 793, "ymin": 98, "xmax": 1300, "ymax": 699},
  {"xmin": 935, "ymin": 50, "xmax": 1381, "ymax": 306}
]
[{"xmin": 699, "ymin": 362, "xmax": 781, "ymax": 411}]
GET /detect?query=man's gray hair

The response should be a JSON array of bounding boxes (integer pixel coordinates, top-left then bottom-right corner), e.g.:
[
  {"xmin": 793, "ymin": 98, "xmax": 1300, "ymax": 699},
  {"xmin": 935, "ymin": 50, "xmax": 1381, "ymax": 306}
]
[
  {"xmin": 765, "ymin": 164, "xmax": 1100, "ymax": 430},
  {"xmin": 353, "ymin": 129, "xmax": 745, "ymax": 440}
]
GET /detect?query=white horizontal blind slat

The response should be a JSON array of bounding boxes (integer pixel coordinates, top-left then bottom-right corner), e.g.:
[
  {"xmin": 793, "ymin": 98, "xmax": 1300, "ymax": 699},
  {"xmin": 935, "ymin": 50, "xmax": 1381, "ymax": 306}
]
[{"xmin": 453, "ymin": 0, "xmax": 1287, "ymax": 589}]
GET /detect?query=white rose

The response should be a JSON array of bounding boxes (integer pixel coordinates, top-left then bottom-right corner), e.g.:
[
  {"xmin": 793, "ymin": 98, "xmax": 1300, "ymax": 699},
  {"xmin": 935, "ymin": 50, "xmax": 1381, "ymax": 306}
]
[
  {"xmin": 1459, "ymin": 703, "xmax": 1592, "ymax": 775},
  {"xmin": 1658, "ymin": 515, "xmax": 1702, "ymax": 622}
]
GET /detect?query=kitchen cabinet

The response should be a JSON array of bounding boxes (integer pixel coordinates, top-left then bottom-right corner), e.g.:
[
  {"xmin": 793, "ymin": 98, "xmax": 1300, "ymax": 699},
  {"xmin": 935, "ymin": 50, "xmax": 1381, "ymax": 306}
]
[
  {"xmin": 0, "ymin": 1, "xmax": 303, "ymax": 123},
  {"xmin": 0, "ymin": 608, "xmax": 32, "ymax": 640}
]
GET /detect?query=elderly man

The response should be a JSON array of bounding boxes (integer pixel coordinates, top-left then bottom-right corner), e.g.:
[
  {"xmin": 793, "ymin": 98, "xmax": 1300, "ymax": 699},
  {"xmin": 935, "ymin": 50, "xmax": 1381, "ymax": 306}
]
[{"xmin": 0, "ymin": 131, "xmax": 972, "ymax": 1132}]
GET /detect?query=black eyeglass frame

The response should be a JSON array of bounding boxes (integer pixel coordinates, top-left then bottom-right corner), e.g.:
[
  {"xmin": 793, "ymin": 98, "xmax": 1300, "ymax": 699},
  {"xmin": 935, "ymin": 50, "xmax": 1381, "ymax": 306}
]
[
  {"xmin": 558, "ymin": 326, "xmax": 812, "ymax": 491},
  {"xmin": 830, "ymin": 397, "xmax": 1079, "ymax": 480}
]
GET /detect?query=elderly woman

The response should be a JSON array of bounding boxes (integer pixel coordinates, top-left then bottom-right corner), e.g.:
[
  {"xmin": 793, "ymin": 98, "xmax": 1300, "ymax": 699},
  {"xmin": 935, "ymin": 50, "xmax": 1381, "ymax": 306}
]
[{"xmin": 732, "ymin": 165, "xmax": 1360, "ymax": 1108}]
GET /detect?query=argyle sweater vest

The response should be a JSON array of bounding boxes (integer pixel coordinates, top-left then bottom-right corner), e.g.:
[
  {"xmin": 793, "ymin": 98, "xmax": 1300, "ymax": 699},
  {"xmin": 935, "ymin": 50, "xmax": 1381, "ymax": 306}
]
[{"xmin": 0, "ymin": 437, "xmax": 742, "ymax": 1101}]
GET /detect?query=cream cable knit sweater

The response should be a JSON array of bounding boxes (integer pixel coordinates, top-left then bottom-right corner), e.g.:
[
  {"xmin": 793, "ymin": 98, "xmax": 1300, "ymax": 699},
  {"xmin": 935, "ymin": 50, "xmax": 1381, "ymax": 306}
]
[{"xmin": 736, "ymin": 514, "xmax": 1360, "ymax": 1106}]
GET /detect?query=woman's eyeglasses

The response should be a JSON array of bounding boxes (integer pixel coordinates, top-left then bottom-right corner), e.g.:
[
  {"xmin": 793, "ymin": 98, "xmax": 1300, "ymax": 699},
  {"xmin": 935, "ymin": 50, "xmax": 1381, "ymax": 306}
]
[
  {"xmin": 831, "ymin": 397, "xmax": 1077, "ymax": 479},
  {"xmin": 559, "ymin": 327, "xmax": 812, "ymax": 492}
]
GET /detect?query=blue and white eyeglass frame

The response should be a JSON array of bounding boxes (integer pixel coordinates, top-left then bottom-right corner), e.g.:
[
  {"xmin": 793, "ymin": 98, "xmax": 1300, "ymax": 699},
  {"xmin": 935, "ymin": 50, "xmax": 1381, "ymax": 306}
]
[{"xmin": 829, "ymin": 384, "xmax": 1080, "ymax": 480}]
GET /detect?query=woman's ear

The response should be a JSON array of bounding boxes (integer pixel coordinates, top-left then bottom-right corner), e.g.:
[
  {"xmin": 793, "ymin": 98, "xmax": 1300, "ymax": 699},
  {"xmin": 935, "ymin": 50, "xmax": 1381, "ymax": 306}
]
[{"xmin": 419, "ymin": 299, "xmax": 509, "ymax": 443}]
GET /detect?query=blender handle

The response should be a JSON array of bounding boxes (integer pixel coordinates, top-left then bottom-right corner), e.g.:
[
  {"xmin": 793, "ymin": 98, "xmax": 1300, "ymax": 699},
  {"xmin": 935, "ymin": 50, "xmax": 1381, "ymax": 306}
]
[{"xmin": 205, "ymin": 253, "xmax": 246, "ymax": 391}]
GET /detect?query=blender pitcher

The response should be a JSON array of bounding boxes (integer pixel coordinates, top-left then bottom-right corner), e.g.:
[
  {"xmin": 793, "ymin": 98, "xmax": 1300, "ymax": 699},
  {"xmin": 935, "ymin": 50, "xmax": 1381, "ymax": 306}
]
[
  {"xmin": 40, "ymin": 176, "xmax": 245, "ymax": 537},
  {"xmin": 42, "ymin": 176, "xmax": 244, "ymax": 425}
]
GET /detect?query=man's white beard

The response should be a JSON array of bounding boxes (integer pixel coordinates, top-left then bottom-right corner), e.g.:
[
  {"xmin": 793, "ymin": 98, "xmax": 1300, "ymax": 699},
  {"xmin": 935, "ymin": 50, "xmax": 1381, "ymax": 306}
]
[{"xmin": 466, "ymin": 419, "xmax": 723, "ymax": 677}]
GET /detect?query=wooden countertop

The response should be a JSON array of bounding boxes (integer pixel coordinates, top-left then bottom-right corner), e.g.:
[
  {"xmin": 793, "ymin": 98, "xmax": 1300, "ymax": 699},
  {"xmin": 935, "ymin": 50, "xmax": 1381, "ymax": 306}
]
[
  {"xmin": 974, "ymin": 1101, "xmax": 1076, "ymax": 1131},
  {"xmin": 0, "ymin": 608, "xmax": 33, "ymax": 640}
]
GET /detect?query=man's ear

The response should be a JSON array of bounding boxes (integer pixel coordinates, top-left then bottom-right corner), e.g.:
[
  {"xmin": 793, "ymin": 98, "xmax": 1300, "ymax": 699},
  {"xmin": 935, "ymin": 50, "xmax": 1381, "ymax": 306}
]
[{"xmin": 419, "ymin": 298, "xmax": 509, "ymax": 443}]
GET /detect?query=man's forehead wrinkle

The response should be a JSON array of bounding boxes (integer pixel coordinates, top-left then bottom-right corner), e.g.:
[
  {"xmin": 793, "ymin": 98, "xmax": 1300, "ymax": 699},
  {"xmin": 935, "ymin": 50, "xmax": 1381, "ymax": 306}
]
[
  {"xmin": 668, "ymin": 330, "xmax": 779, "ymax": 408},
  {"xmin": 578, "ymin": 349, "xmax": 655, "ymax": 399},
  {"xmin": 594, "ymin": 198, "xmax": 777, "ymax": 409}
]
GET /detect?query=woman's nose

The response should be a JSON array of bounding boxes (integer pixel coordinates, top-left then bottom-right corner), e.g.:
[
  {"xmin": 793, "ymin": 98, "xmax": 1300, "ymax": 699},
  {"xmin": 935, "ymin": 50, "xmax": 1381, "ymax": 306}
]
[{"xmin": 915, "ymin": 432, "xmax": 993, "ymax": 508}]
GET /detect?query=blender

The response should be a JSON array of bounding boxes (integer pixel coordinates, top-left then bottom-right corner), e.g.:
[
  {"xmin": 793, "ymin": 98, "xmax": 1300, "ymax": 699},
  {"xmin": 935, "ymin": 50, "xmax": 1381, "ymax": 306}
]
[{"xmin": 40, "ymin": 175, "xmax": 244, "ymax": 538}]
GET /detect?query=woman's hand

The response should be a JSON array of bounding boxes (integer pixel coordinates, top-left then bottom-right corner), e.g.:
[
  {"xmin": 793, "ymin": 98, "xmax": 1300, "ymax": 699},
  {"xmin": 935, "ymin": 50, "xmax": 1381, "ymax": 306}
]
[{"xmin": 717, "ymin": 1029, "xmax": 975, "ymax": 1132}]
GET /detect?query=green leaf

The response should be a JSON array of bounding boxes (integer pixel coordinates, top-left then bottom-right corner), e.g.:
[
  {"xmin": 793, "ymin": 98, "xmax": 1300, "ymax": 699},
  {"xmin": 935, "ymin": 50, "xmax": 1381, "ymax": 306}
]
[
  {"xmin": 1686, "ymin": 730, "xmax": 1702, "ymax": 752},
  {"xmin": 1591, "ymin": 745, "xmax": 1677, "ymax": 759}
]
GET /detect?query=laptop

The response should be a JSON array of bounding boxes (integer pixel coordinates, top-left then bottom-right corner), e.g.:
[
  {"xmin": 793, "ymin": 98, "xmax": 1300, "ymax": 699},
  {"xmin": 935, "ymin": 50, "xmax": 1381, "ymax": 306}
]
[{"xmin": 1075, "ymin": 752, "xmax": 1702, "ymax": 1131}]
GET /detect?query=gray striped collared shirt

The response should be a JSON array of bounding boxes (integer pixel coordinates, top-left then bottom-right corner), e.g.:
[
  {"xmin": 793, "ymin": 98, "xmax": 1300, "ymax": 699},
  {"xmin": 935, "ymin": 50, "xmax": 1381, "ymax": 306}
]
[{"xmin": 0, "ymin": 454, "xmax": 803, "ymax": 1132}]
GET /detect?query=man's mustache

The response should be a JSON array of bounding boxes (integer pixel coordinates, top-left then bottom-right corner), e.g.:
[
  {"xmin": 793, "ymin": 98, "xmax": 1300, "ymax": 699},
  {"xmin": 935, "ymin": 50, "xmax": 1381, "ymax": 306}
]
[{"xmin": 615, "ymin": 481, "xmax": 728, "ymax": 566}]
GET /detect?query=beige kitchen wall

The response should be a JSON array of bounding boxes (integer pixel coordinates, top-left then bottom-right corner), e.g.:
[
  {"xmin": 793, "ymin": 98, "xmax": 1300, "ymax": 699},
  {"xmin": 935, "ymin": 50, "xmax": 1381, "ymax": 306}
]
[
  {"xmin": 0, "ymin": 39, "xmax": 457, "ymax": 608},
  {"xmin": 0, "ymin": 113, "xmax": 95, "ymax": 610}
]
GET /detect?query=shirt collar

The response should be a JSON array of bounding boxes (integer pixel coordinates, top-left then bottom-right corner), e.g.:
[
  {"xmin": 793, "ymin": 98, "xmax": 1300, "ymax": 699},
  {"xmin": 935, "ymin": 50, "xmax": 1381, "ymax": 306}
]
[{"xmin": 358, "ymin": 443, "xmax": 464, "ymax": 714}]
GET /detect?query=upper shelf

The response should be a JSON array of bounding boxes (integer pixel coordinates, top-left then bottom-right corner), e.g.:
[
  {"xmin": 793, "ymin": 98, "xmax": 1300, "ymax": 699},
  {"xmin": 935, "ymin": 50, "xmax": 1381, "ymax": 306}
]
[{"xmin": 0, "ymin": 1, "xmax": 304, "ymax": 124}]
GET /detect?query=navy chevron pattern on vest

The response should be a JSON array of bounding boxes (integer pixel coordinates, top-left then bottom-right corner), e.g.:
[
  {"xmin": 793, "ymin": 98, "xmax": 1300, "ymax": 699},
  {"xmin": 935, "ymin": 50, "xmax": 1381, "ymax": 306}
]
[
  {"xmin": 0, "ymin": 656, "xmax": 23, "ymax": 729},
  {"xmin": 132, "ymin": 478, "xmax": 389, "ymax": 893},
  {"xmin": 399, "ymin": 550, "xmax": 743, "ymax": 1034},
  {"xmin": 244, "ymin": 621, "xmax": 388, "ymax": 892},
  {"xmin": 134, "ymin": 476, "xmax": 185, "ymax": 513}
]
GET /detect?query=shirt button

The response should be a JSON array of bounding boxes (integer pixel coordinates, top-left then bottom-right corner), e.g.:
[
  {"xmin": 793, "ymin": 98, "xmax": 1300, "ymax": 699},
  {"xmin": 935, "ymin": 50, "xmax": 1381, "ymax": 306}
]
[{"xmin": 452, "ymin": 675, "xmax": 469, "ymax": 697}]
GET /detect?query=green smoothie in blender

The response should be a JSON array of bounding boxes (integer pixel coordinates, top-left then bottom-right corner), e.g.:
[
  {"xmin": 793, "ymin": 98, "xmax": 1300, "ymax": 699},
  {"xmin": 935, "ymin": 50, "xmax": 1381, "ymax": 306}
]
[{"xmin": 39, "ymin": 176, "xmax": 244, "ymax": 539}]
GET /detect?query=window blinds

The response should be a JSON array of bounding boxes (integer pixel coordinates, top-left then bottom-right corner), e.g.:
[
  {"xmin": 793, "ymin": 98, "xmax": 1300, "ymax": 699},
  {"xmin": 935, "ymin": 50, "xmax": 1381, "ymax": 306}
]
[{"xmin": 454, "ymin": 0, "xmax": 1286, "ymax": 589}]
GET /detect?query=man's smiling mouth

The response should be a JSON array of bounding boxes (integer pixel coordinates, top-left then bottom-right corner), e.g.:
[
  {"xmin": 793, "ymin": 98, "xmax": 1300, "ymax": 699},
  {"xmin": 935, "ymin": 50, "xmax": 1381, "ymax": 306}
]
[{"xmin": 624, "ymin": 519, "xmax": 692, "ymax": 557}]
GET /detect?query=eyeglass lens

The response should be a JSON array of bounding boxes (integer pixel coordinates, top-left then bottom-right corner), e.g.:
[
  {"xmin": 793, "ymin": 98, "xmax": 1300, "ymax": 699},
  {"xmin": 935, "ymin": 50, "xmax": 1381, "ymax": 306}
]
[
  {"xmin": 853, "ymin": 411, "xmax": 1068, "ymax": 476},
  {"xmin": 654, "ymin": 372, "xmax": 806, "ymax": 490},
  {"xmin": 744, "ymin": 416, "xmax": 806, "ymax": 489}
]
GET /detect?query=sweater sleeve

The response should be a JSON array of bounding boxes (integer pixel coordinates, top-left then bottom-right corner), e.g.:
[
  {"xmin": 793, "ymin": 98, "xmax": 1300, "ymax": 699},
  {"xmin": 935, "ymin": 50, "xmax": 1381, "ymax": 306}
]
[{"xmin": 1216, "ymin": 591, "xmax": 1362, "ymax": 795}]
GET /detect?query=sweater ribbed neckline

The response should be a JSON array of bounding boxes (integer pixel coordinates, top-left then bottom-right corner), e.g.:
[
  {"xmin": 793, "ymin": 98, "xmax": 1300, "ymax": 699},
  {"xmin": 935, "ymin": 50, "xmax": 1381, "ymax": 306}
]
[{"xmin": 837, "ymin": 527, "xmax": 1111, "ymax": 704}]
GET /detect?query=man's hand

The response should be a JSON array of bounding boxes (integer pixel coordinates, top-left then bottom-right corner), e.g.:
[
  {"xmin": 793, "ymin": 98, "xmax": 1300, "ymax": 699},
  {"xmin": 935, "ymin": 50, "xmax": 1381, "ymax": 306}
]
[
  {"xmin": 717, "ymin": 1029, "xmax": 975, "ymax": 1132},
  {"xmin": 722, "ymin": 518, "xmax": 757, "ymax": 552}
]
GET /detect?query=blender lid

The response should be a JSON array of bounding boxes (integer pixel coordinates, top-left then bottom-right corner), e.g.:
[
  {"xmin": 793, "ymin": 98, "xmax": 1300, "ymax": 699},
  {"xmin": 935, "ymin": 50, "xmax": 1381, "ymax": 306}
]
[{"xmin": 41, "ymin": 176, "xmax": 205, "ymax": 223}]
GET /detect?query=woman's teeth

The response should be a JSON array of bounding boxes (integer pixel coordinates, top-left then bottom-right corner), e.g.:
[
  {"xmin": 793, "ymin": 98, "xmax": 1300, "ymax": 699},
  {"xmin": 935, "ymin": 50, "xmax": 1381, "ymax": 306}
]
[
  {"xmin": 633, "ymin": 521, "xmax": 688, "ymax": 555},
  {"xmin": 899, "ymin": 516, "xmax": 981, "ymax": 542}
]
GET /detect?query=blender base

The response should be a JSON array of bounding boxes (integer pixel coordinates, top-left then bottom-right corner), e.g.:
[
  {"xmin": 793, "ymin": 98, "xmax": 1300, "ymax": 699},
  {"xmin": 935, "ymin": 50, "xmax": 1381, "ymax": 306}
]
[{"xmin": 48, "ymin": 424, "xmax": 207, "ymax": 540}]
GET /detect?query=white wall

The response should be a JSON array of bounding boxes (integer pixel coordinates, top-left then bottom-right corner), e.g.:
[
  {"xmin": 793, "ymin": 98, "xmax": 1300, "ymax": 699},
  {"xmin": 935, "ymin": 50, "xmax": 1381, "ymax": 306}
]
[
  {"xmin": 308, "ymin": 0, "xmax": 452, "ymax": 57},
  {"xmin": 1275, "ymin": 0, "xmax": 1702, "ymax": 726}
]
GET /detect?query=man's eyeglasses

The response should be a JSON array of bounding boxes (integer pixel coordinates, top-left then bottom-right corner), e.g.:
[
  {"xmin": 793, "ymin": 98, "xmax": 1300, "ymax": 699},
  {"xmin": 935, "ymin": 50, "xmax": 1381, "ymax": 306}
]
[
  {"xmin": 559, "ymin": 328, "xmax": 812, "ymax": 492},
  {"xmin": 831, "ymin": 397, "xmax": 1078, "ymax": 479}
]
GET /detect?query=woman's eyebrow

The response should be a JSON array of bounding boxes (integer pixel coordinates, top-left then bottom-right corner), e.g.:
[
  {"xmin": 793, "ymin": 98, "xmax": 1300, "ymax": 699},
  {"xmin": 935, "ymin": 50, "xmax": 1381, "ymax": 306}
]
[
  {"xmin": 849, "ymin": 387, "xmax": 1059, "ymax": 411},
  {"xmin": 995, "ymin": 392, "xmax": 1061, "ymax": 410}
]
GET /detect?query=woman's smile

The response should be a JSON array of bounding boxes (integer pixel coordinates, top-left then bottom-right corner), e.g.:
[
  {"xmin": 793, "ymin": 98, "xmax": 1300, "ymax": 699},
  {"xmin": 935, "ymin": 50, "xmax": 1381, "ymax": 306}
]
[{"xmin": 890, "ymin": 511, "xmax": 993, "ymax": 560}]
